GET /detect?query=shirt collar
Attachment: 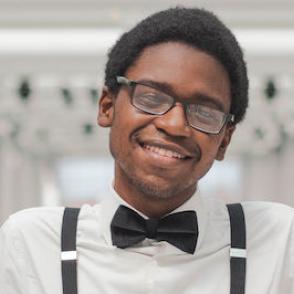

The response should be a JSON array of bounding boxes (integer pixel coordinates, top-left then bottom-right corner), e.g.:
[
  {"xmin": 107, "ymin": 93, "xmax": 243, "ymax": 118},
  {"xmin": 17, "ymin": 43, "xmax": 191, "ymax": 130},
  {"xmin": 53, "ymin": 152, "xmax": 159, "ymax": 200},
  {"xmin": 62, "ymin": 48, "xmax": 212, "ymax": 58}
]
[{"xmin": 99, "ymin": 182, "xmax": 208, "ymax": 256}]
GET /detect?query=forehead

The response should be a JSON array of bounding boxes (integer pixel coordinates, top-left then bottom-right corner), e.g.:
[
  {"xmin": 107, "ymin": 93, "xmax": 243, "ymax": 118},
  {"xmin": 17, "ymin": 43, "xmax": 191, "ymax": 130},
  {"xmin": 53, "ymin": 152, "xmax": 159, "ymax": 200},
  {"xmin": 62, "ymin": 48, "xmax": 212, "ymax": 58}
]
[{"xmin": 125, "ymin": 42, "xmax": 231, "ymax": 111}]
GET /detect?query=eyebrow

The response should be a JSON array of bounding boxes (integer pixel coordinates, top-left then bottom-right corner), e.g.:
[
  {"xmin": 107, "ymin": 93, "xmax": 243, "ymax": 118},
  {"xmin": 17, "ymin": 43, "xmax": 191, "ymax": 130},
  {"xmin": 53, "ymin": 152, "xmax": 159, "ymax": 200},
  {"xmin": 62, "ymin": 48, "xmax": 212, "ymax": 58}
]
[{"xmin": 135, "ymin": 79, "xmax": 227, "ymax": 113}]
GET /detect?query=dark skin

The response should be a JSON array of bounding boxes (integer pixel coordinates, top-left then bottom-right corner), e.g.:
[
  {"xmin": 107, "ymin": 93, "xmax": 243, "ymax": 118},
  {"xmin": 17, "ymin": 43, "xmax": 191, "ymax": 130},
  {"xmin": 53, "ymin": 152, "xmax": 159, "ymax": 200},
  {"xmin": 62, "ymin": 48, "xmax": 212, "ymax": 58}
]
[{"xmin": 98, "ymin": 42, "xmax": 235, "ymax": 218}]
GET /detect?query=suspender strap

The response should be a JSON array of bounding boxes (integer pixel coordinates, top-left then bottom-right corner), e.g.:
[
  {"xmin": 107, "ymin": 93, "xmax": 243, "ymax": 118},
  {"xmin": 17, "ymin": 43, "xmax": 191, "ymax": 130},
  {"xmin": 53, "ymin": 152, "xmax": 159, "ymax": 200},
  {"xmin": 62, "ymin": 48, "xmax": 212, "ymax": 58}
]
[
  {"xmin": 60, "ymin": 205, "xmax": 246, "ymax": 294},
  {"xmin": 227, "ymin": 203, "xmax": 247, "ymax": 294},
  {"xmin": 61, "ymin": 207, "xmax": 80, "ymax": 294}
]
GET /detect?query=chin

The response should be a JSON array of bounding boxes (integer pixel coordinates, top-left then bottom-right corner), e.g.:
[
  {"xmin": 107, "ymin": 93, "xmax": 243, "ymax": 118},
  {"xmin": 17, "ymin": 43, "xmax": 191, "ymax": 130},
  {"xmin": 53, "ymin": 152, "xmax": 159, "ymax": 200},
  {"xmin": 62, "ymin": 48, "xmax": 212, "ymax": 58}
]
[{"xmin": 129, "ymin": 174, "xmax": 193, "ymax": 200}]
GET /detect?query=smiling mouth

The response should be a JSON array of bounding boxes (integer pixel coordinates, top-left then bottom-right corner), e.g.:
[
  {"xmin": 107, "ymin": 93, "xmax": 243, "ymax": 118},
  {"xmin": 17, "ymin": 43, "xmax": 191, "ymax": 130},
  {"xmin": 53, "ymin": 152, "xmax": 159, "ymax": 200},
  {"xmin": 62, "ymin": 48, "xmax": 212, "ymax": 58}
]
[
  {"xmin": 143, "ymin": 144, "xmax": 187, "ymax": 159},
  {"xmin": 137, "ymin": 141, "xmax": 193, "ymax": 161}
]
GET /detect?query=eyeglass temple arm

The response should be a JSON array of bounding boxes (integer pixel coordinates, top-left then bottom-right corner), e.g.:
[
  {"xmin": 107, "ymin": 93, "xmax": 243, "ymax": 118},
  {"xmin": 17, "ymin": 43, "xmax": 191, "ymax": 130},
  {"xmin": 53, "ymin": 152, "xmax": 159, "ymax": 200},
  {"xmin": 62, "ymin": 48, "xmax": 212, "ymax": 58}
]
[
  {"xmin": 116, "ymin": 76, "xmax": 130, "ymax": 86},
  {"xmin": 229, "ymin": 114, "xmax": 235, "ymax": 123}
]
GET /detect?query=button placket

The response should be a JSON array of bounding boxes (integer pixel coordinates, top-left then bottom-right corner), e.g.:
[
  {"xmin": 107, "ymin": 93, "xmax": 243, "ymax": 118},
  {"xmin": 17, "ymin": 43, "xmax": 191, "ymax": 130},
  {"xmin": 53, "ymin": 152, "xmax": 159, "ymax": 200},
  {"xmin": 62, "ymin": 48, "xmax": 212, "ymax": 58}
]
[{"xmin": 144, "ymin": 258, "xmax": 158, "ymax": 294}]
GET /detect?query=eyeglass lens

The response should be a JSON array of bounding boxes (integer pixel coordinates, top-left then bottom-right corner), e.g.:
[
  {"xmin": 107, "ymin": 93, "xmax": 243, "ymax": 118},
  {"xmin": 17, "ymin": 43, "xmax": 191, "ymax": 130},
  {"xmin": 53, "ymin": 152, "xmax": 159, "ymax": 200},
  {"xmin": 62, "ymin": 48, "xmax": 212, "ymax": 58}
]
[{"xmin": 132, "ymin": 83, "xmax": 226, "ymax": 133}]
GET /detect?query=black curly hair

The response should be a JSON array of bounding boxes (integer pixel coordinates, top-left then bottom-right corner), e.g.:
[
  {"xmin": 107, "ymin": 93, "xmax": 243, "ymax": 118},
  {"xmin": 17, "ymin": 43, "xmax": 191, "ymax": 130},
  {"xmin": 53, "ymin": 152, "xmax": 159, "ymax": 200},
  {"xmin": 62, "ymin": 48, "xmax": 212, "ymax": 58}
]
[{"xmin": 104, "ymin": 7, "xmax": 248, "ymax": 124}]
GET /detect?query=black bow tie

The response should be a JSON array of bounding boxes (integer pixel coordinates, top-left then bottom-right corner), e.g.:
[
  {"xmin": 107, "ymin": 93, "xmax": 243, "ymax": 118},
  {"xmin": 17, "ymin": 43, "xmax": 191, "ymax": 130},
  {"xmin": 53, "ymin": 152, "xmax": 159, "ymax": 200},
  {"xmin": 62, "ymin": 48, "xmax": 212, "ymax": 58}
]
[{"xmin": 111, "ymin": 205, "xmax": 198, "ymax": 254}]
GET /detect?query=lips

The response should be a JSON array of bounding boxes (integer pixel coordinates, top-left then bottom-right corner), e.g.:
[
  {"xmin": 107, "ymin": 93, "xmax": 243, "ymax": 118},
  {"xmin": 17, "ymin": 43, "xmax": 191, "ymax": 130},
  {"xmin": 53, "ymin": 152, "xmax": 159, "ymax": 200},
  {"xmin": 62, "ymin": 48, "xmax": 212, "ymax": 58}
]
[
  {"xmin": 143, "ymin": 144, "xmax": 187, "ymax": 159},
  {"xmin": 137, "ymin": 138, "xmax": 196, "ymax": 161}
]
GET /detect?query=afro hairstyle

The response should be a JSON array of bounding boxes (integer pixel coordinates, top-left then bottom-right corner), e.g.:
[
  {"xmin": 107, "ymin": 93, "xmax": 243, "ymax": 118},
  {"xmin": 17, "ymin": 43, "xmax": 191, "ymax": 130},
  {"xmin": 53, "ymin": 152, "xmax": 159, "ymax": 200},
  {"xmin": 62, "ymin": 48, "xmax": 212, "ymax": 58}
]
[{"xmin": 104, "ymin": 7, "xmax": 249, "ymax": 124}]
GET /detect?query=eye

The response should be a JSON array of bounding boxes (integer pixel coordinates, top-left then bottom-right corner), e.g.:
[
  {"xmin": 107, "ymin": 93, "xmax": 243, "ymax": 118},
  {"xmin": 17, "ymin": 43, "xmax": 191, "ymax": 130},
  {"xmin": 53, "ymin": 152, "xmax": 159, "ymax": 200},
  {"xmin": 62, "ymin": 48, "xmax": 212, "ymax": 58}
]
[
  {"xmin": 136, "ymin": 93, "xmax": 163, "ymax": 105},
  {"xmin": 132, "ymin": 84, "xmax": 173, "ymax": 113},
  {"xmin": 134, "ymin": 93, "xmax": 173, "ymax": 115},
  {"xmin": 188, "ymin": 105, "xmax": 222, "ymax": 124},
  {"xmin": 198, "ymin": 107, "xmax": 216, "ymax": 119}
]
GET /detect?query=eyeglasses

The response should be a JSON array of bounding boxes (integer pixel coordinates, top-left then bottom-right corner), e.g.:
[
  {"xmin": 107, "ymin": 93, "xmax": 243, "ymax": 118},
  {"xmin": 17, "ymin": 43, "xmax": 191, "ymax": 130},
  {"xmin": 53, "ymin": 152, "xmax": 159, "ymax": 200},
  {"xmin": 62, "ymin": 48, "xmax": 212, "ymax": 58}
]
[{"xmin": 116, "ymin": 76, "xmax": 234, "ymax": 135}]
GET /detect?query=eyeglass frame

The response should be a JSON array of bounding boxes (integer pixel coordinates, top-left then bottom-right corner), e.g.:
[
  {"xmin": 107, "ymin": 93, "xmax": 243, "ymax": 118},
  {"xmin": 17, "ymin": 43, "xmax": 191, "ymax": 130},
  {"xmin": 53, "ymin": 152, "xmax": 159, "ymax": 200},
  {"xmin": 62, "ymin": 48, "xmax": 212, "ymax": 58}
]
[{"xmin": 116, "ymin": 76, "xmax": 235, "ymax": 135}]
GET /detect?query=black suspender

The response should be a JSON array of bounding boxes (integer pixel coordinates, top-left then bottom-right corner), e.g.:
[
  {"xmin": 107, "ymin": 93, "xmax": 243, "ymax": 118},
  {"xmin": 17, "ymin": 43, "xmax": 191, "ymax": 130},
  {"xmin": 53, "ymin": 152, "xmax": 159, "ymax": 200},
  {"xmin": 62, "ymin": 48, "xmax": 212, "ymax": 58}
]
[
  {"xmin": 61, "ymin": 204, "xmax": 246, "ymax": 294},
  {"xmin": 61, "ymin": 207, "xmax": 80, "ymax": 294},
  {"xmin": 227, "ymin": 203, "xmax": 247, "ymax": 294}
]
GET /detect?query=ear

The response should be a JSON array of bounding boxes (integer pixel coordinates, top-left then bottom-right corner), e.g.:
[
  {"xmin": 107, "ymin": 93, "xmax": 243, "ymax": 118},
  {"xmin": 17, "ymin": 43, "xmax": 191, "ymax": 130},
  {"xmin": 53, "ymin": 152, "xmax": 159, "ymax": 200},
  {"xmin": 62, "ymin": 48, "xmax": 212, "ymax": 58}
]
[
  {"xmin": 97, "ymin": 86, "xmax": 115, "ymax": 127},
  {"xmin": 216, "ymin": 124, "xmax": 236, "ymax": 161}
]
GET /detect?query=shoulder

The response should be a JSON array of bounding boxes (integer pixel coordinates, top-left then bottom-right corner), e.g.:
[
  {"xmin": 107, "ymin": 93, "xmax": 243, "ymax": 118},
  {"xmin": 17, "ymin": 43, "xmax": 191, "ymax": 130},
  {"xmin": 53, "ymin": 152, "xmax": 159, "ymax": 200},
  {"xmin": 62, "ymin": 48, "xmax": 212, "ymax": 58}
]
[
  {"xmin": 1, "ymin": 207, "xmax": 65, "ymax": 243},
  {"xmin": 241, "ymin": 201, "xmax": 294, "ymax": 225},
  {"xmin": 204, "ymin": 198, "xmax": 294, "ymax": 237},
  {"xmin": 241, "ymin": 201, "xmax": 294, "ymax": 247},
  {"xmin": 3, "ymin": 206, "xmax": 65, "ymax": 228},
  {"xmin": 241, "ymin": 202, "xmax": 294, "ymax": 277}
]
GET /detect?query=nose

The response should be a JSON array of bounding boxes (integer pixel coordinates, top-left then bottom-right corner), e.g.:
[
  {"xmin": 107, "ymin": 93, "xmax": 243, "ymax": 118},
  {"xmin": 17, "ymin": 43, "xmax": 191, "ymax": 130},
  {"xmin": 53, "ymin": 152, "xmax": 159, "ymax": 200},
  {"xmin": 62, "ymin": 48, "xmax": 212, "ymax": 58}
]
[{"xmin": 152, "ymin": 102, "xmax": 192, "ymax": 137}]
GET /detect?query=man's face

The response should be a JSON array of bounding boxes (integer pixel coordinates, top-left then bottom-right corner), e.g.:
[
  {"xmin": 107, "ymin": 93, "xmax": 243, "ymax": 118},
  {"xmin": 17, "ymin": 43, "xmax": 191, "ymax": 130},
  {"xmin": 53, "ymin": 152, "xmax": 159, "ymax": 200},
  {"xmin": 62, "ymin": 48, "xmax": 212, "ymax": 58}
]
[{"xmin": 98, "ymin": 42, "xmax": 234, "ymax": 201}]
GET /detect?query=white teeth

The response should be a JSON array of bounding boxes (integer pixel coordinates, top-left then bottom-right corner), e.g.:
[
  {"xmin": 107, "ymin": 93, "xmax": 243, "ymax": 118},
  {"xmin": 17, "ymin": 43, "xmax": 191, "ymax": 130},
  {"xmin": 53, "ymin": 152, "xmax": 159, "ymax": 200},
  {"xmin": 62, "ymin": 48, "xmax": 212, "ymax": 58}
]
[{"xmin": 143, "ymin": 144, "xmax": 186, "ymax": 159}]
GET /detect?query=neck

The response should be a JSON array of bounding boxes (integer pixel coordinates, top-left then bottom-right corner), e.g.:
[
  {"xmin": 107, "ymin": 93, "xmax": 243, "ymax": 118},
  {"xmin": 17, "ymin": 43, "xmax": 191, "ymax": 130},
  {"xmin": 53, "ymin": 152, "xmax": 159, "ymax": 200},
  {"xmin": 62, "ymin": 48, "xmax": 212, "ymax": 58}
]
[{"xmin": 114, "ymin": 171, "xmax": 197, "ymax": 219}]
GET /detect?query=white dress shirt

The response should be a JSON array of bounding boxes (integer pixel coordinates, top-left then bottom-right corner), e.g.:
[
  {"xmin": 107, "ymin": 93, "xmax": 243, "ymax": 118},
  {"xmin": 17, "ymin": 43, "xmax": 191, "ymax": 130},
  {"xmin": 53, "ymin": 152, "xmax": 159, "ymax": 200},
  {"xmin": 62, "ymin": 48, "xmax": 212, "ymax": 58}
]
[{"xmin": 1, "ymin": 186, "xmax": 294, "ymax": 294}]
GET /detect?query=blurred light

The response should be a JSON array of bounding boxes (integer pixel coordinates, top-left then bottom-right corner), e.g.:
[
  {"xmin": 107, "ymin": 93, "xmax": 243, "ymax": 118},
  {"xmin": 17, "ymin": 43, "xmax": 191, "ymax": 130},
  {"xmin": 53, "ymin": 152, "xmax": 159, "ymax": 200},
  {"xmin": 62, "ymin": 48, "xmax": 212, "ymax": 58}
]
[
  {"xmin": 0, "ymin": 28, "xmax": 122, "ymax": 55},
  {"xmin": 83, "ymin": 123, "xmax": 94, "ymax": 135},
  {"xmin": 264, "ymin": 78, "xmax": 277, "ymax": 101},
  {"xmin": 0, "ymin": 28, "xmax": 293, "ymax": 55},
  {"xmin": 233, "ymin": 29, "xmax": 294, "ymax": 55},
  {"xmin": 18, "ymin": 78, "xmax": 31, "ymax": 102},
  {"xmin": 90, "ymin": 88, "xmax": 99, "ymax": 105},
  {"xmin": 61, "ymin": 88, "xmax": 73, "ymax": 106}
]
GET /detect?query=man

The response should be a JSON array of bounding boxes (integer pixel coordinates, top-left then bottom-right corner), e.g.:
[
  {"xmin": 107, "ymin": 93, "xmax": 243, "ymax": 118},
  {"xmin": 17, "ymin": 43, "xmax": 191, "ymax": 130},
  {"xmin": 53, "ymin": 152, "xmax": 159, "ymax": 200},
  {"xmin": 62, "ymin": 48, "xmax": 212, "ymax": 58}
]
[{"xmin": 1, "ymin": 7, "xmax": 293, "ymax": 294}]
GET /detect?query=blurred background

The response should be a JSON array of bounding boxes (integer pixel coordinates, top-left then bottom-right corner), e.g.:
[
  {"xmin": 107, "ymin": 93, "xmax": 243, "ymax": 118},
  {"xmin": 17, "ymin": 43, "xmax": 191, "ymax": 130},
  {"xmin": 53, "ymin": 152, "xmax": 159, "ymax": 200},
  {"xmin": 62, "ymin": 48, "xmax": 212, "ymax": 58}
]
[{"xmin": 0, "ymin": 0, "xmax": 294, "ymax": 224}]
